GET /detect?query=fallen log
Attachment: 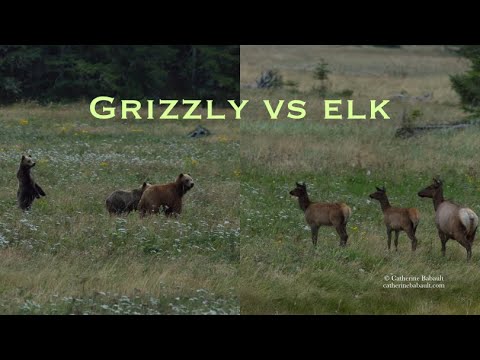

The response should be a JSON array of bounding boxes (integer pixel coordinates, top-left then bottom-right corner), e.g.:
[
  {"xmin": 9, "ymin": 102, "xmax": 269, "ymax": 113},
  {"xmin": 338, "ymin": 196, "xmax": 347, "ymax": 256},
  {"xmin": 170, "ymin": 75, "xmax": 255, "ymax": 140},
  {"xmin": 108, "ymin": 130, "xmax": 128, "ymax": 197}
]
[{"xmin": 395, "ymin": 122, "xmax": 478, "ymax": 139}]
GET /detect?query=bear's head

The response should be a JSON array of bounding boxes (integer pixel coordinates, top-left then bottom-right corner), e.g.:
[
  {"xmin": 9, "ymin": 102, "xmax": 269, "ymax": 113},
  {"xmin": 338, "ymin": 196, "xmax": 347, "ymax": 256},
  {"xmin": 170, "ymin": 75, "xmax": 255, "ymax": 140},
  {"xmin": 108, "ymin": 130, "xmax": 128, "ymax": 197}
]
[
  {"xmin": 21, "ymin": 155, "xmax": 36, "ymax": 168},
  {"xmin": 141, "ymin": 182, "xmax": 151, "ymax": 192},
  {"xmin": 178, "ymin": 173, "xmax": 194, "ymax": 193},
  {"xmin": 132, "ymin": 182, "xmax": 151, "ymax": 197}
]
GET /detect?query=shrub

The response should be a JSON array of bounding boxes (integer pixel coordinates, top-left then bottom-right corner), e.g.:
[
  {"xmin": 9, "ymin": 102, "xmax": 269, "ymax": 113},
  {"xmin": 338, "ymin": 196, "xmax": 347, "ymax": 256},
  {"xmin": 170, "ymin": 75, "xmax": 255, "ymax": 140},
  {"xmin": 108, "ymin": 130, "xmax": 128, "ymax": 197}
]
[
  {"xmin": 335, "ymin": 89, "xmax": 354, "ymax": 97},
  {"xmin": 313, "ymin": 59, "xmax": 330, "ymax": 82},
  {"xmin": 311, "ymin": 59, "xmax": 331, "ymax": 97}
]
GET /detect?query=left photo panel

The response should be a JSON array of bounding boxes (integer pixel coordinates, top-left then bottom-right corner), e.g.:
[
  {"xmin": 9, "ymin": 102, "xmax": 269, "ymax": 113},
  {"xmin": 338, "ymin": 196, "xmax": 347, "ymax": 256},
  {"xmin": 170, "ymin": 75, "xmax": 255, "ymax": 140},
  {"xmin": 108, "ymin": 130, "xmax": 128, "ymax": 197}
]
[{"xmin": 0, "ymin": 45, "xmax": 240, "ymax": 314}]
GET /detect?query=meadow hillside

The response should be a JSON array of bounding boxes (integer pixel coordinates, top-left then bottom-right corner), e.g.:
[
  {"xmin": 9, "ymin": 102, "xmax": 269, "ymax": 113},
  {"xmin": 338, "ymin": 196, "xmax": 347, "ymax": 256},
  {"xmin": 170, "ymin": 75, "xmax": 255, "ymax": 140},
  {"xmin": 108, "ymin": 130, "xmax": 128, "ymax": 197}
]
[
  {"xmin": 240, "ymin": 45, "xmax": 480, "ymax": 314},
  {"xmin": 241, "ymin": 45, "xmax": 470, "ymax": 124},
  {"xmin": 0, "ymin": 103, "xmax": 239, "ymax": 314}
]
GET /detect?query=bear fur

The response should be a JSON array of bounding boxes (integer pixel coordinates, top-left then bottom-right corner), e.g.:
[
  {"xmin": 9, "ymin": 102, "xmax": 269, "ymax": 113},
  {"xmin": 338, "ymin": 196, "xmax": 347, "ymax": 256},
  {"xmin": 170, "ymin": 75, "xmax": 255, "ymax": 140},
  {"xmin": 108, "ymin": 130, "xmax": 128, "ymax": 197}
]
[
  {"xmin": 106, "ymin": 182, "xmax": 151, "ymax": 215},
  {"xmin": 17, "ymin": 155, "xmax": 46, "ymax": 211},
  {"xmin": 138, "ymin": 174, "xmax": 194, "ymax": 217}
]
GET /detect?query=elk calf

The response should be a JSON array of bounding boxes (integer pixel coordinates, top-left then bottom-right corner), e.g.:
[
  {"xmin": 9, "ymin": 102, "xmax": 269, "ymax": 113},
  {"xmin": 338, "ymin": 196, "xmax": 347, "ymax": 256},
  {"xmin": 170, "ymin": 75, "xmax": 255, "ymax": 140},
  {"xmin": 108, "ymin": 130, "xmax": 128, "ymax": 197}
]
[
  {"xmin": 418, "ymin": 178, "xmax": 478, "ymax": 260},
  {"xmin": 369, "ymin": 186, "xmax": 420, "ymax": 251},
  {"xmin": 290, "ymin": 182, "xmax": 351, "ymax": 247}
]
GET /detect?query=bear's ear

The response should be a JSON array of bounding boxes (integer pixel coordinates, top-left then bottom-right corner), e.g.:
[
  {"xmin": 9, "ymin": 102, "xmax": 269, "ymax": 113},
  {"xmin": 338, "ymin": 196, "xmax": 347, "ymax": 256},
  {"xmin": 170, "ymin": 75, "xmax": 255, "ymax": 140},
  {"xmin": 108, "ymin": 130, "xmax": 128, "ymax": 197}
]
[
  {"xmin": 142, "ymin": 182, "xmax": 147, "ymax": 187},
  {"xmin": 28, "ymin": 154, "xmax": 32, "ymax": 157},
  {"xmin": 21, "ymin": 155, "xmax": 25, "ymax": 160},
  {"xmin": 179, "ymin": 173, "xmax": 184, "ymax": 178}
]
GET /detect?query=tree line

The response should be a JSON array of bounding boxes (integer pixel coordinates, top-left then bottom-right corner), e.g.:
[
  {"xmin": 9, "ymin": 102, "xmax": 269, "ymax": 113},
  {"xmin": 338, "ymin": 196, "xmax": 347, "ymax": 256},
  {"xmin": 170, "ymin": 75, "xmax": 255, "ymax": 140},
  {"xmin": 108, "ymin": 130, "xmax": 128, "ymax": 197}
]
[{"xmin": 0, "ymin": 45, "xmax": 239, "ymax": 106}]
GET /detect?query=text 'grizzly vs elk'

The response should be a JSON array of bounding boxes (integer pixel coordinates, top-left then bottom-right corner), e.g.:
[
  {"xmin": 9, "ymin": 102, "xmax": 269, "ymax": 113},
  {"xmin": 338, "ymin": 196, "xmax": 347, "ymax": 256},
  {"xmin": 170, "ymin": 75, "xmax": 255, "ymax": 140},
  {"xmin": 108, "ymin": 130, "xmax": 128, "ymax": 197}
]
[{"xmin": 290, "ymin": 182, "xmax": 351, "ymax": 247}]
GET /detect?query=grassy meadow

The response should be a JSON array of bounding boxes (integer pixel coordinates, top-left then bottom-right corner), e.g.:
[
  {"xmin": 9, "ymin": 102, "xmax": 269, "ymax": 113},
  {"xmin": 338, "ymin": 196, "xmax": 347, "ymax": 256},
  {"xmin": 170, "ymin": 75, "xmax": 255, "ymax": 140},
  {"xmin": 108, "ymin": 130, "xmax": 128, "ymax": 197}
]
[
  {"xmin": 0, "ymin": 103, "xmax": 239, "ymax": 314},
  {"xmin": 2, "ymin": 45, "xmax": 479, "ymax": 316},
  {"xmin": 240, "ymin": 45, "xmax": 480, "ymax": 314}
]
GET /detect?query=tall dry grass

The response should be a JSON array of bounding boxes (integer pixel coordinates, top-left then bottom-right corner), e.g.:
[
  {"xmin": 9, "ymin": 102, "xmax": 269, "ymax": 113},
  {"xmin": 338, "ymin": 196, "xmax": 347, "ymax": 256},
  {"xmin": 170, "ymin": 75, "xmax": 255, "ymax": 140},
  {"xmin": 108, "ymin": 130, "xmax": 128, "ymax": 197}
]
[{"xmin": 241, "ymin": 45, "xmax": 469, "ymax": 104}]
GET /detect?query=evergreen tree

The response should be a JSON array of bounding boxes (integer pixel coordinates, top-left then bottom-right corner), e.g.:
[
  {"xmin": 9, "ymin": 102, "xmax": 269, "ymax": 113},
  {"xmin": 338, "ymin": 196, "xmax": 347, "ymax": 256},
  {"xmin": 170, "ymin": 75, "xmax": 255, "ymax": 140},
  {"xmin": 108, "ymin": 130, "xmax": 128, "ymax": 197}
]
[
  {"xmin": 450, "ymin": 45, "xmax": 480, "ymax": 113},
  {"xmin": 0, "ymin": 45, "xmax": 239, "ymax": 106}
]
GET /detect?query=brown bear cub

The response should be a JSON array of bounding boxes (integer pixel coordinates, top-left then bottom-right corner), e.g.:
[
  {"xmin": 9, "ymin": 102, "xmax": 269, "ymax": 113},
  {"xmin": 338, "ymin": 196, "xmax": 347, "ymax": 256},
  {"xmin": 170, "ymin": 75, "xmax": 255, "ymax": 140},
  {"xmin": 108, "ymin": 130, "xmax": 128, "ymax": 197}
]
[
  {"xmin": 106, "ymin": 182, "xmax": 151, "ymax": 215},
  {"xmin": 17, "ymin": 155, "xmax": 46, "ymax": 211},
  {"xmin": 138, "ymin": 173, "xmax": 194, "ymax": 217}
]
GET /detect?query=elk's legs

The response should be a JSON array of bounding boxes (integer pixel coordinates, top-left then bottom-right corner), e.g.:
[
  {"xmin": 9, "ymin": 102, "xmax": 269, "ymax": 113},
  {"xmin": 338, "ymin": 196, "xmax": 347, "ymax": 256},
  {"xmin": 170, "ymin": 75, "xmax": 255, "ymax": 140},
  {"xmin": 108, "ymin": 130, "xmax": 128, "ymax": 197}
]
[
  {"xmin": 438, "ymin": 230, "xmax": 448, "ymax": 257},
  {"xmin": 394, "ymin": 231, "xmax": 399, "ymax": 251},
  {"xmin": 335, "ymin": 225, "xmax": 348, "ymax": 247},
  {"xmin": 387, "ymin": 228, "xmax": 393, "ymax": 250},
  {"xmin": 406, "ymin": 225, "xmax": 418, "ymax": 252}
]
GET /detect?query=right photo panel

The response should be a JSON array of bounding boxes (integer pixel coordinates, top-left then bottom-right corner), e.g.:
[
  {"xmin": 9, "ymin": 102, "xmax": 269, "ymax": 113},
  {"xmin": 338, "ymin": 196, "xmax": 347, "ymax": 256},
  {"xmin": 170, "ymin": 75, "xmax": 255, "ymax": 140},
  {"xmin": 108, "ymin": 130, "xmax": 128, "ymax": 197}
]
[{"xmin": 240, "ymin": 45, "xmax": 480, "ymax": 314}]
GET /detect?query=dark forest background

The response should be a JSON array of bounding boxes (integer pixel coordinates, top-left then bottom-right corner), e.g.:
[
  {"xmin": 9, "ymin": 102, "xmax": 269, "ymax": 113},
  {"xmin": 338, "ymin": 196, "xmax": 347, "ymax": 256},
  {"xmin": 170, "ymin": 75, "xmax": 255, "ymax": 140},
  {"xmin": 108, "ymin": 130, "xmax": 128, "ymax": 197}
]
[{"xmin": 0, "ymin": 45, "xmax": 239, "ymax": 106}]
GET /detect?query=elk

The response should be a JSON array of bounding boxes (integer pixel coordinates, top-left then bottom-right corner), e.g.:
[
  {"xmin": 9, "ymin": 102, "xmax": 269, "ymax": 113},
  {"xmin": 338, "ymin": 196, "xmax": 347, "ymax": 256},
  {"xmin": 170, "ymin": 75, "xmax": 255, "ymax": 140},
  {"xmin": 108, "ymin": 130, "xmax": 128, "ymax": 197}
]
[
  {"xmin": 418, "ymin": 178, "xmax": 478, "ymax": 260},
  {"xmin": 289, "ymin": 182, "xmax": 351, "ymax": 247},
  {"xmin": 369, "ymin": 186, "xmax": 420, "ymax": 251}
]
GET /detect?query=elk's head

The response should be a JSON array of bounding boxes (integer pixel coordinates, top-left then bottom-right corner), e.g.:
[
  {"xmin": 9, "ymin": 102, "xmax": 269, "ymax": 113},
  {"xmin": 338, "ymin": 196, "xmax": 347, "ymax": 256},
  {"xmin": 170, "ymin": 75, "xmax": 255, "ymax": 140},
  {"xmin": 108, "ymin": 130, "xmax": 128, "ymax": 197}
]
[
  {"xmin": 418, "ymin": 177, "xmax": 443, "ymax": 199},
  {"xmin": 369, "ymin": 186, "xmax": 387, "ymax": 201},
  {"xmin": 290, "ymin": 182, "xmax": 307, "ymax": 198}
]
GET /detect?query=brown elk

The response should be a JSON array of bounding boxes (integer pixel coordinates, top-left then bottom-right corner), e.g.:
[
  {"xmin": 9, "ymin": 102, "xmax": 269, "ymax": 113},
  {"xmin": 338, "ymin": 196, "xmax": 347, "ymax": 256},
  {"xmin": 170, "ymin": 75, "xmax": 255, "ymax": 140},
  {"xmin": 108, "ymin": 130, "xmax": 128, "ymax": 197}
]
[
  {"xmin": 289, "ymin": 182, "xmax": 351, "ymax": 247},
  {"xmin": 418, "ymin": 178, "xmax": 478, "ymax": 260},
  {"xmin": 369, "ymin": 186, "xmax": 420, "ymax": 251}
]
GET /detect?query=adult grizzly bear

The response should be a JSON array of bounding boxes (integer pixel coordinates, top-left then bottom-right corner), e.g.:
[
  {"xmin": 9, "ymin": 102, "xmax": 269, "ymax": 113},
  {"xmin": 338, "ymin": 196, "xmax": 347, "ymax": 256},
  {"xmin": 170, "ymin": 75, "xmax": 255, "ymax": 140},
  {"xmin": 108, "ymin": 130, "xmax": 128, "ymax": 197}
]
[
  {"xmin": 105, "ymin": 182, "xmax": 151, "ymax": 215},
  {"xmin": 17, "ymin": 155, "xmax": 46, "ymax": 211},
  {"xmin": 138, "ymin": 173, "xmax": 194, "ymax": 217}
]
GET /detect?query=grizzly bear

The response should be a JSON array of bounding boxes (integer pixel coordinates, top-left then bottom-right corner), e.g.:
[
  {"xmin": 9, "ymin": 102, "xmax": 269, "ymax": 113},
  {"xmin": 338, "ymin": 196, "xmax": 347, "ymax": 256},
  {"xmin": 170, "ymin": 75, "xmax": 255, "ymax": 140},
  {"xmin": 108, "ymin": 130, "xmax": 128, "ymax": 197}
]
[
  {"xmin": 17, "ymin": 155, "xmax": 46, "ymax": 211},
  {"xmin": 105, "ymin": 182, "xmax": 151, "ymax": 215},
  {"xmin": 137, "ymin": 173, "xmax": 194, "ymax": 217}
]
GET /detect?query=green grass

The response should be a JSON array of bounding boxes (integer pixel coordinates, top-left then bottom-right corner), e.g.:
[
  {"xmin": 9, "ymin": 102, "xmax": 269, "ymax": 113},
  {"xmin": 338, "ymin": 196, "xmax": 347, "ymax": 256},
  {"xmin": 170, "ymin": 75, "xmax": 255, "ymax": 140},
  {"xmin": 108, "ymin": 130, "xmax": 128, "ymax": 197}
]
[
  {"xmin": 2, "ymin": 45, "xmax": 479, "ymax": 315},
  {"xmin": 240, "ymin": 121, "xmax": 480, "ymax": 314},
  {"xmin": 240, "ymin": 45, "xmax": 480, "ymax": 315},
  {"xmin": 0, "ymin": 103, "xmax": 239, "ymax": 314}
]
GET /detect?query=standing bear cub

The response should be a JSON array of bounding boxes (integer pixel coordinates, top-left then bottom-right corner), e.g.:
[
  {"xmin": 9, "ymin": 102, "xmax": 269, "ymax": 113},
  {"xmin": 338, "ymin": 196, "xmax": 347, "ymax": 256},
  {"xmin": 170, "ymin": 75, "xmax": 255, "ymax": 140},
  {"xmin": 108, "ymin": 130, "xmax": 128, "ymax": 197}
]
[
  {"xmin": 17, "ymin": 155, "xmax": 46, "ymax": 211},
  {"xmin": 138, "ymin": 173, "xmax": 194, "ymax": 217},
  {"xmin": 106, "ymin": 182, "xmax": 151, "ymax": 215}
]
